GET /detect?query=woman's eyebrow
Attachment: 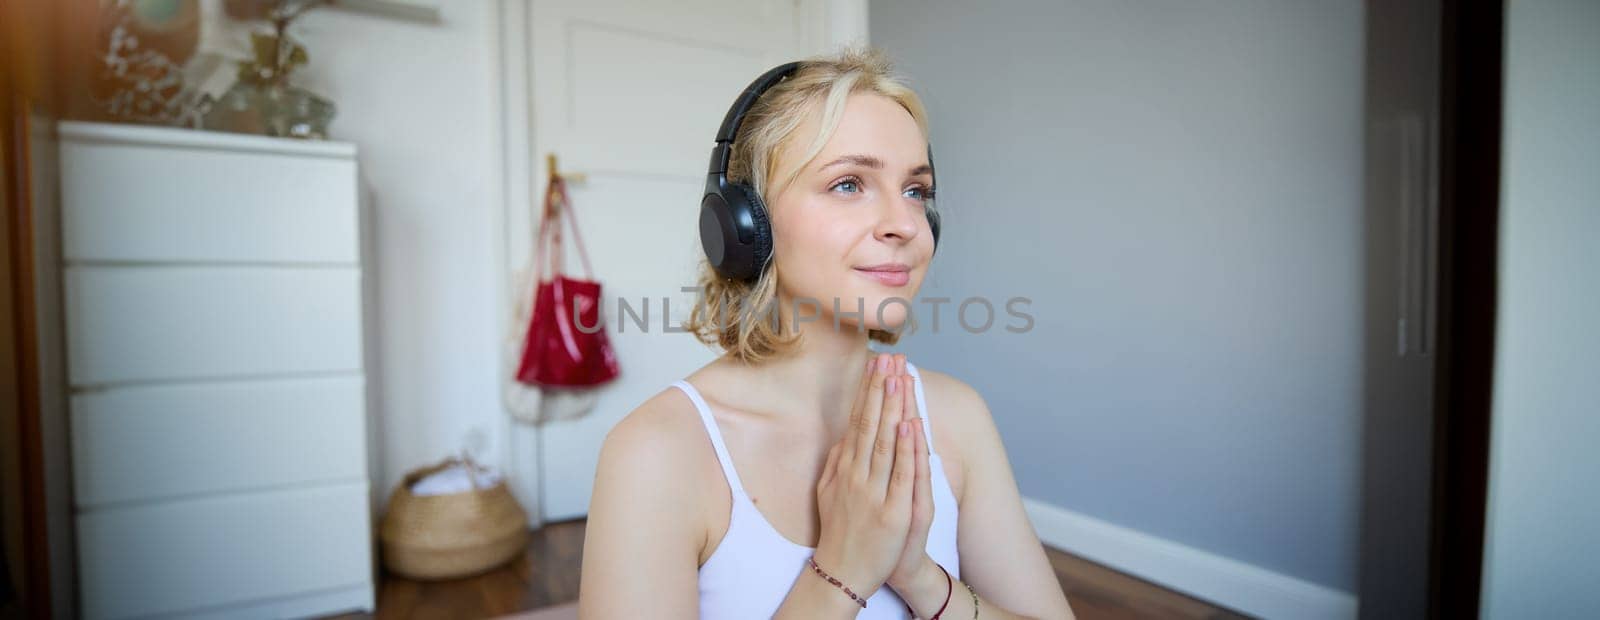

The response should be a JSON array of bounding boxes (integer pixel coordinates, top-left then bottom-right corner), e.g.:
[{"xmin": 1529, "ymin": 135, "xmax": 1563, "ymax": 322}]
[{"xmin": 817, "ymin": 154, "xmax": 933, "ymax": 177}]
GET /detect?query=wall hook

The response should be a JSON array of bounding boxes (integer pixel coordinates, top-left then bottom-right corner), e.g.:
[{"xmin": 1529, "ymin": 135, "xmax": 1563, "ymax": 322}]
[{"xmin": 546, "ymin": 153, "xmax": 587, "ymax": 185}]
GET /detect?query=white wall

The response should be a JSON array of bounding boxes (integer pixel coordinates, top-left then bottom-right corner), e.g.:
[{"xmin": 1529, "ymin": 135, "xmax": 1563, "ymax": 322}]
[
  {"xmin": 1481, "ymin": 1, "xmax": 1600, "ymax": 617},
  {"xmin": 205, "ymin": 1, "xmax": 509, "ymax": 504}
]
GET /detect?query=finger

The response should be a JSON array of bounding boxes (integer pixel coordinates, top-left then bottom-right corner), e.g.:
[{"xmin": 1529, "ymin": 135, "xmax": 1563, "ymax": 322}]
[
  {"xmin": 840, "ymin": 355, "xmax": 876, "ymax": 471},
  {"xmin": 852, "ymin": 355, "xmax": 875, "ymax": 415},
  {"xmin": 887, "ymin": 396, "xmax": 916, "ymax": 508},
  {"xmin": 820, "ymin": 442, "xmax": 842, "ymax": 487},
  {"xmin": 897, "ymin": 355, "xmax": 918, "ymax": 426},
  {"xmin": 915, "ymin": 418, "xmax": 933, "ymax": 524},
  {"xmin": 869, "ymin": 374, "xmax": 908, "ymax": 492},
  {"xmin": 851, "ymin": 354, "xmax": 891, "ymax": 475}
]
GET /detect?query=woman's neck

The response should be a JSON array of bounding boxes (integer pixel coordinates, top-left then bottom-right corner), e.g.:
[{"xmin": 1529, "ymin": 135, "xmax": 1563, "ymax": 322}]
[{"xmin": 723, "ymin": 296, "xmax": 882, "ymax": 432}]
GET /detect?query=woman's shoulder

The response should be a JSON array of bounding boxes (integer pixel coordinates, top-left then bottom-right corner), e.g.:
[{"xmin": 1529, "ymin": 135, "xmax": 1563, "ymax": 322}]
[
  {"xmin": 602, "ymin": 380, "xmax": 716, "ymax": 472},
  {"xmin": 911, "ymin": 362, "xmax": 993, "ymax": 428},
  {"xmin": 909, "ymin": 363, "xmax": 995, "ymax": 453},
  {"xmin": 597, "ymin": 379, "xmax": 729, "ymax": 506},
  {"xmin": 593, "ymin": 380, "xmax": 726, "ymax": 547},
  {"xmin": 583, "ymin": 383, "xmax": 723, "ymax": 609}
]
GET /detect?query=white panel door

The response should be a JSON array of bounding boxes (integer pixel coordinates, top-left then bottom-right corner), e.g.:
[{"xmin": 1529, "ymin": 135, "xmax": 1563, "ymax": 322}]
[{"xmin": 507, "ymin": 0, "xmax": 837, "ymax": 522}]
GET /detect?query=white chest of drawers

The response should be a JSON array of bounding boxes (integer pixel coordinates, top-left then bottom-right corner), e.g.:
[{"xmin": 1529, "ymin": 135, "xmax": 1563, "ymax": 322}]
[{"xmin": 57, "ymin": 121, "xmax": 376, "ymax": 619}]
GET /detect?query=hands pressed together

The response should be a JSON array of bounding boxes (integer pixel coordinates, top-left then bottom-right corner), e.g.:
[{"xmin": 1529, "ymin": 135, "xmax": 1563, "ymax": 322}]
[{"xmin": 811, "ymin": 352, "xmax": 938, "ymax": 605}]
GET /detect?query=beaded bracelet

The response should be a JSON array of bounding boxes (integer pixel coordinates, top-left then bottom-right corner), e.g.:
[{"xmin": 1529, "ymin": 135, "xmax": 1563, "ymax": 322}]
[{"xmin": 806, "ymin": 556, "xmax": 868, "ymax": 608}]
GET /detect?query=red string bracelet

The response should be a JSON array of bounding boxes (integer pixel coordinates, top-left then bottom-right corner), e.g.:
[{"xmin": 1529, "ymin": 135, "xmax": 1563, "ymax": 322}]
[{"xmin": 903, "ymin": 562, "xmax": 953, "ymax": 619}]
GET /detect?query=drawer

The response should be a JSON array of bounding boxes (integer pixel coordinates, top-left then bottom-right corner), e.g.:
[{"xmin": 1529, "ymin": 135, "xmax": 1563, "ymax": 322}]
[
  {"xmin": 75, "ymin": 481, "xmax": 373, "ymax": 620},
  {"xmin": 59, "ymin": 125, "xmax": 358, "ymax": 264},
  {"xmin": 71, "ymin": 375, "xmax": 368, "ymax": 508},
  {"xmin": 65, "ymin": 266, "xmax": 363, "ymax": 386},
  {"xmin": 165, "ymin": 584, "xmax": 373, "ymax": 620}
]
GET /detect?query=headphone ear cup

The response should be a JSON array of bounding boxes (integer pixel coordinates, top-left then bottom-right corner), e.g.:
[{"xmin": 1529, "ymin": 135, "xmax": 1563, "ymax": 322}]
[{"xmin": 736, "ymin": 182, "xmax": 774, "ymax": 274}]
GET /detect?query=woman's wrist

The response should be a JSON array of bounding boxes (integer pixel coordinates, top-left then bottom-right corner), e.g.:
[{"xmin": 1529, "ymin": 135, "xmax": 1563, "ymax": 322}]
[
  {"xmin": 778, "ymin": 554, "xmax": 872, "ymax": 619},
  {"xmin": 807, "ymin": 555, "xmax": 873, "ymax": 608},
  {"xmin": 891, "ymin": 554, "xmax": 948, "ymax": 615},
  {"xmin": 802, "ymin": 566, "xmax": 872, "ymax": 618}
]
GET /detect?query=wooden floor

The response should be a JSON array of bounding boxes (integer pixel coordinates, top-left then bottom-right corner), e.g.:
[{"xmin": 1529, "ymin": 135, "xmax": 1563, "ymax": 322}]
[{"xmin": 331, "ymin": 518, "xmax": 1251, "ymax": 620}]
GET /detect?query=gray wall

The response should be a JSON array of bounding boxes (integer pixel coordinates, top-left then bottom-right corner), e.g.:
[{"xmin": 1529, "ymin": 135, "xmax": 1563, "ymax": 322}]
[
  {"xmin": 1481, "ymin": 1, "xmax": 1600, "ymax": 617},
  {"xmin": 872, "ymin": 0, "xmax": 1365, "ymax": 592}
]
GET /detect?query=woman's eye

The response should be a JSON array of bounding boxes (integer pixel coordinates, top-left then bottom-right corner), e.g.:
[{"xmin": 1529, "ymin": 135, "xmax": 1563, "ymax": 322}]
[{"xmin": 829, "ymin": 178, "xmax": 935, "ymax": 202}]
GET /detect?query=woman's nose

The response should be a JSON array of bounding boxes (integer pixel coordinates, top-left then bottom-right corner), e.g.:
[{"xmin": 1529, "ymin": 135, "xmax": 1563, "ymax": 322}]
[{"xmin": 873, "ymin": 197, "xmax": 920, "ymax": 243}]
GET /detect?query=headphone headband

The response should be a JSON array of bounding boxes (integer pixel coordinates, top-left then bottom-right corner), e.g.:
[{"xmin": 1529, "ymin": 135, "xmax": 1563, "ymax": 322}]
[{"xmin": 707, "ymin": 62, "xmax": 801, "ymax": 177}]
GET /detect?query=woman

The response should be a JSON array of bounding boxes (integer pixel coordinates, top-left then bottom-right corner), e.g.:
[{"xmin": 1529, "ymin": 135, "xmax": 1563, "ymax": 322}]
[{"xmin": 579, "ymin": 45, "xmax": 1075, "ymax": 619}]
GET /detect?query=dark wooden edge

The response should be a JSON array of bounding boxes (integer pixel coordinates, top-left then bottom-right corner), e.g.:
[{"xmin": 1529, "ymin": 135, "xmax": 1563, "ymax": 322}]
[
  {"xmin": 1428, "ymin": 0, "xmax": 1503, "ymax": 617},
  {"xmin": 3, "ymin": 65, "xmax": 53, "ymax": 620}
]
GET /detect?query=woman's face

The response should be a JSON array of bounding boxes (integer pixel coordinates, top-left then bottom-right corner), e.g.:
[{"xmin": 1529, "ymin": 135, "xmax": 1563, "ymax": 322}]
[{"xmin": 768, "ymin": 93, "xmax": 935, "ymax": 334}]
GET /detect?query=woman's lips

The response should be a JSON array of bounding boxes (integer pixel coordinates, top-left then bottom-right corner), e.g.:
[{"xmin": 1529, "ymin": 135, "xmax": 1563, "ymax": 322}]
[{"xmin": 854, "ymin": 268, "xmax": 911, "ymax": 287}]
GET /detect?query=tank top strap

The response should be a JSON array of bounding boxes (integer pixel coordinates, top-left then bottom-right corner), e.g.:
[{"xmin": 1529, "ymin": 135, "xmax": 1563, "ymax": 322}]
[
  {"xmin": 671, "ymin": 380, "xmax": 746, "ymax": 495},
  {"xmin": 904, "ymin": 361, "xmax": 940, "ymax": 458}
]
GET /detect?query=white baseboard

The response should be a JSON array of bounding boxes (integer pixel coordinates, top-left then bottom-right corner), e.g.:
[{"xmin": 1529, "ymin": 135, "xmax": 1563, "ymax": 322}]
[{"xmin": 1023, "ymin": 498, "xmax": 1358, "ymax": 620}]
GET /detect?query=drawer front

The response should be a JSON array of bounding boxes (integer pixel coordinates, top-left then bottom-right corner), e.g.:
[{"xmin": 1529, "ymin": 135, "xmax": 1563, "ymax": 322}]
[
  {"xmin": 76, "ymin": 482, "xmax": 373, "ymax": 620},
  {"xmin": 60, "ymin": 140, "xmax": 358, "ymax": 264},
  {"xmin": 65, "ymin": 266, "xmax": 363, "ymax": 386},
  {"xmin": 72, "ymin": 375, "xmax": 368, "ymax": 508},
  {"xmin": 167, "ymin": 584, "xmax": 373, "ymax": 620}
]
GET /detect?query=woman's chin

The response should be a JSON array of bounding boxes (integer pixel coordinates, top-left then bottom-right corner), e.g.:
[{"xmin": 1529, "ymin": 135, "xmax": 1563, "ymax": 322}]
[
  {"xmin": 787, "ymin": 287, "xmax": 919, "ymax": 334},
  {"xmin": 853, "ymin": 313, "xmax": 913, "ymax": 334}
]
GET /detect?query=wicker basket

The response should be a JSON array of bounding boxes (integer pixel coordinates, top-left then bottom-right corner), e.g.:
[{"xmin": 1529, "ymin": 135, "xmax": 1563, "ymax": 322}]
[{"xmin": 379, "ymin": 456, "xmax": 530, "ymax": 580}]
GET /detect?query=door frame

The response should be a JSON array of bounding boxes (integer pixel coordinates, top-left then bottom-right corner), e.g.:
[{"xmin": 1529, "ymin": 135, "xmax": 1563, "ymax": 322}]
[
  {"xmin": 1427, "ymin": 0, "xmax": 1503, "ymax": 617},
  {"xmin": 2, "ymin": 17, "xmax": 54, "ymax": 620}
]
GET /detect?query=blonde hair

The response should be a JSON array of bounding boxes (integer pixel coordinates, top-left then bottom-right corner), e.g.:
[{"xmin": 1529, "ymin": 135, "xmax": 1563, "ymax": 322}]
[{"xmin": 684, "ymin": 44, "xmax": 933, "ymax": 364}]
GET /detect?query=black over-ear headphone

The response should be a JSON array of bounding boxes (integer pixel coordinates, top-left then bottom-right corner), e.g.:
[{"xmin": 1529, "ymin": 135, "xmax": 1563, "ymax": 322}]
[{"xmin": 699, "ymin": 61, "xmax": 941, "ymax": 282}]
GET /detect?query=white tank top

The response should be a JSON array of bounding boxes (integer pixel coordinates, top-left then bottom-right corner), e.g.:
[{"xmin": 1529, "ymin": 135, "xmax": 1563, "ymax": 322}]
[{"xmin": 672, "ymin": 360, "xmax": 961, "ymax": 619}]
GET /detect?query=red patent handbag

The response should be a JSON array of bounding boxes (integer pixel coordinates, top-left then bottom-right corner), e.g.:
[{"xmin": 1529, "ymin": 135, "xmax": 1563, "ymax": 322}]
[{"xmin": 513, "ymin": 173, "xmax": 620, "ymax": 388}]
